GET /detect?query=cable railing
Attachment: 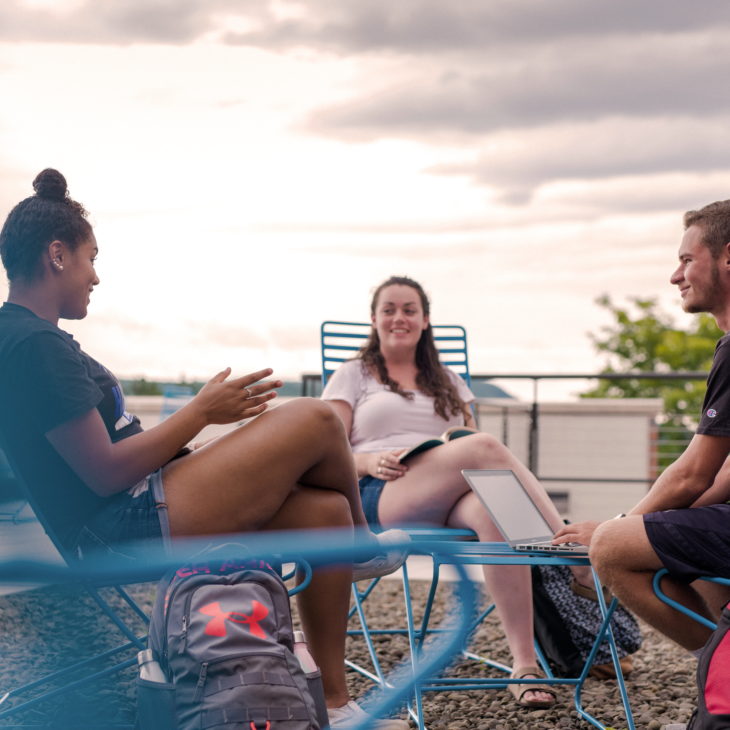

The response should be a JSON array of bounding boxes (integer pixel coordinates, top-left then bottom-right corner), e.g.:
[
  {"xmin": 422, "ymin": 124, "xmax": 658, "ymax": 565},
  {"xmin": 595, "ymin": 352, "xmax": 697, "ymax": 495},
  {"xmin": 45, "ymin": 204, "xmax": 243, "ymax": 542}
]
[
  {"xmin": 468, "ymin": 372, "xmax": 706, "ymax": 480},
  {"xmin": 301, "ymin": 370, "xmax": 708, "ymax": 502}
]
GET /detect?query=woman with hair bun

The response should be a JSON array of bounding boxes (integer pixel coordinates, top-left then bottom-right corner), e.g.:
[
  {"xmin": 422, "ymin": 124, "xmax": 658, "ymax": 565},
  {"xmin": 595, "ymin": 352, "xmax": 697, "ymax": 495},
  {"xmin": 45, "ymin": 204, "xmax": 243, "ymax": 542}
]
[
  {"xmin": 322, "ymin": 276, "xmax": 599, "ymax": 709},
  {"xmin": 0, "ymin": 170, "xmax": 409, "ymax": 729}
]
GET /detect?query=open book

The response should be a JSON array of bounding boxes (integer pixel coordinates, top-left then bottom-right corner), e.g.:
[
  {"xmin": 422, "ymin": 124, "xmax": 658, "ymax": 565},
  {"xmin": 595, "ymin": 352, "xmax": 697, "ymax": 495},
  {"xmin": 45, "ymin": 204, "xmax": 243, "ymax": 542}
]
[{"xmin": 397, "ymin": 426, "xmax": 478, "ymax": 463}]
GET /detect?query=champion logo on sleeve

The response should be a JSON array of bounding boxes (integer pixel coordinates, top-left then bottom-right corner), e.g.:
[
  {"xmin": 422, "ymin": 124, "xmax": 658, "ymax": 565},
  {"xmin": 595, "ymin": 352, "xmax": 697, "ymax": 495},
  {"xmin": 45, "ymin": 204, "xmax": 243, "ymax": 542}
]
[{"xmin": 707, "ymin": 408, "xmax": 718, "ymax": 418}]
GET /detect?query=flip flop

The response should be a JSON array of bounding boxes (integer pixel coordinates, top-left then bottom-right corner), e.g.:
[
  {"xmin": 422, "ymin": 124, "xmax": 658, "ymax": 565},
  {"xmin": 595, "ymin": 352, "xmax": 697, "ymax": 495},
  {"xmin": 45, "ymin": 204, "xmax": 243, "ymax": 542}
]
[{"xmin": 508, "ymin": 665, "xmax": 557, "ymax": 708}]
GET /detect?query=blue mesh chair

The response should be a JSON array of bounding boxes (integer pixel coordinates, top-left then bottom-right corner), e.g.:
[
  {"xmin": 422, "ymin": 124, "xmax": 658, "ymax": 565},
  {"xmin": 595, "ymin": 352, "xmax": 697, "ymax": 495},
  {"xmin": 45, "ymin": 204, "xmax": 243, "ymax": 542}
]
[{"xmin": 320, "ymin": 320, "xmax": 636, "ymax": 730}]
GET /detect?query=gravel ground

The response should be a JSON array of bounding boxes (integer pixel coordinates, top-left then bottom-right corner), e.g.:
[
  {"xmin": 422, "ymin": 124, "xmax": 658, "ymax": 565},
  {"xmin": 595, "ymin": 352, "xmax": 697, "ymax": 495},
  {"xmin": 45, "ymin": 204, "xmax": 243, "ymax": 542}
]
[{"xmin": 0, "ymin": 578, "xmax": 696, "ymax": 729}]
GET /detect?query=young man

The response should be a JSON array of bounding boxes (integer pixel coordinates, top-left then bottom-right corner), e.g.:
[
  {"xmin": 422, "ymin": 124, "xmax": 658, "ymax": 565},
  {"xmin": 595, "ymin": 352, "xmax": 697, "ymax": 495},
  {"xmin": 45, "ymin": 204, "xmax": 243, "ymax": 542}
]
[{"xmin": 554, "ymin": 200, "xmax": 730, "ymax": 653}]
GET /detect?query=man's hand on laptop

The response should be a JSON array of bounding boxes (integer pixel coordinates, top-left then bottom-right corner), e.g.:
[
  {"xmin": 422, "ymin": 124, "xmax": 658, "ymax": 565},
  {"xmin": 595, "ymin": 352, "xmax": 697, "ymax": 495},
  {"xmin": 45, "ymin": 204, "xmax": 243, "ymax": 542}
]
[{"xmin": 552, "ymin": 521, "xmax": 602, "ymax": 547}]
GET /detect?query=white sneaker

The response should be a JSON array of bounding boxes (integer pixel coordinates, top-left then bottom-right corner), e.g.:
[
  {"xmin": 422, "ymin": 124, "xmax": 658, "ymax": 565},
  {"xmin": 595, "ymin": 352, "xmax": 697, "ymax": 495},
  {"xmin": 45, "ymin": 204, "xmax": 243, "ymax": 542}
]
[
  {"xmin": 327, "ymin": 700, "xmax": 409, "ymax": 729},
  {"xmin": 351, "ymin": 529, "xmax": 410, "ymax": 582}
]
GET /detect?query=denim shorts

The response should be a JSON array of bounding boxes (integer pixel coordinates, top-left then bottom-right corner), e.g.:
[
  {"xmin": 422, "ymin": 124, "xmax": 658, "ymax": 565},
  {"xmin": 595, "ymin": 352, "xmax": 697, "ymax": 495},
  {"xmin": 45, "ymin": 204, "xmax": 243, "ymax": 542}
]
[
  {"xmin": 359, "ymin": 475, "xmax": 386, "ymax": 531},
  {"xmin": 72, "ymin": 468, "xmax": 171, "ymax": 562},
  {"xmin": 644, "ymin": 503, "xmax": 730, "ymax": 582}
]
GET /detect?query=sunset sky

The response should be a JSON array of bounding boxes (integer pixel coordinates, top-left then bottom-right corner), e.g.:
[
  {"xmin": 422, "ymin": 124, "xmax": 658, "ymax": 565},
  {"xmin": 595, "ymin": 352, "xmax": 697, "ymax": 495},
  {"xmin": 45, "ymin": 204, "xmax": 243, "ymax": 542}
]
[{"xmin": 2, "ymin": 1, "xmax": 730, "ymax": 397}]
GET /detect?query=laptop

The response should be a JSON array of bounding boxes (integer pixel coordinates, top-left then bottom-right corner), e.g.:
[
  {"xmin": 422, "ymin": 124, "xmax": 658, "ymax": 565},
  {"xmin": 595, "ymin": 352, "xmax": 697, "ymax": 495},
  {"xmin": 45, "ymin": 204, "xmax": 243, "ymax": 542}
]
[{"xmin": 461, "ymin": 468, "xmax": 589, "ymax": 555}]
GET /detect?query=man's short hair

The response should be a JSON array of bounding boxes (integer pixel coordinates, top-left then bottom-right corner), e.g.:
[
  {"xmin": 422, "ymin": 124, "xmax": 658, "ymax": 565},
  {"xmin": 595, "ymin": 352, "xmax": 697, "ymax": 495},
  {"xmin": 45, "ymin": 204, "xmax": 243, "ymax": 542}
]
[{"xmin": 684, "ymin": 200, "xmax": 730, "ymax": 258}]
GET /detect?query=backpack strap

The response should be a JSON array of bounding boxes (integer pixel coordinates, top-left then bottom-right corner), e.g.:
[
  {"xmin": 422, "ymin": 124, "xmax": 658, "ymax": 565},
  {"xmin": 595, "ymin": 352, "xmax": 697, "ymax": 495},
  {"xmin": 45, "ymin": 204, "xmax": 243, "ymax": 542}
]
[
  {"xmin": 204, "ymin": 671, "xmax": 298, "ymax": 696},
  {"xmin": 203, "ymin": 705, "xmax": 314, "ymax": 727}
]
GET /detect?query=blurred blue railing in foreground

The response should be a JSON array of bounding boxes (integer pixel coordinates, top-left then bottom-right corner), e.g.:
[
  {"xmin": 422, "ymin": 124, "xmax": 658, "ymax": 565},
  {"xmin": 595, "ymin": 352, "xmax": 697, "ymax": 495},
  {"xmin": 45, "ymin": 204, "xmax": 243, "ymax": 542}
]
[{"xmin": 0, "ymin": 529, "xmax": 477, "ymax": 730}]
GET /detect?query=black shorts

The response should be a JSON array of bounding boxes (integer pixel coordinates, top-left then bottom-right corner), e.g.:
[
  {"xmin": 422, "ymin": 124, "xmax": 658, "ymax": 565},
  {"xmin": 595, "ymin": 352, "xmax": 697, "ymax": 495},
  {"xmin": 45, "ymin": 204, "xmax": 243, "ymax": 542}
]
[
  {"xmin": 643, "ymin": 503, "xmax": 730, "ymax": 582},
  {"xmin": 71, "ymin": 468, "xmax": 171, "ymax": 562}
]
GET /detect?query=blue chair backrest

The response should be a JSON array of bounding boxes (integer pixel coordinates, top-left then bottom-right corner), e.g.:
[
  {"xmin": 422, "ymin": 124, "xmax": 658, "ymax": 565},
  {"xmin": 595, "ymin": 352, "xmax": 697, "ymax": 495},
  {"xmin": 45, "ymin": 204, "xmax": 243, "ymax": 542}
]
[{"xmin": 321, "ymin": 321, "xmax": 471, "ymax": 387}]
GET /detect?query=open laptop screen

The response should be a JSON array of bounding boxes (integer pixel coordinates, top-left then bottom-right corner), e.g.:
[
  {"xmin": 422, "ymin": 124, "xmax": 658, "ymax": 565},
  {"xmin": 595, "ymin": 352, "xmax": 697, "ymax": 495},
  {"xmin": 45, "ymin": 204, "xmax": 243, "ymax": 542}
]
[{"xmin": 462, "ymin": 469, "xmax": 555, "ymax": 544}]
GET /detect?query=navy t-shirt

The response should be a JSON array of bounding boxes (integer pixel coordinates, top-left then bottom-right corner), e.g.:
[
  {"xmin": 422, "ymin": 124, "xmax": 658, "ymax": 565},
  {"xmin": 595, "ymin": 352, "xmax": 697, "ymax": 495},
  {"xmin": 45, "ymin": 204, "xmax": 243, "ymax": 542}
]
[
  {"xmin": 697, "ymin": 334, "xmax": 730, "ymax": 438},
  {"xmin": 0, "ymin": 302, "xmax": 143, "ymax": 548}
]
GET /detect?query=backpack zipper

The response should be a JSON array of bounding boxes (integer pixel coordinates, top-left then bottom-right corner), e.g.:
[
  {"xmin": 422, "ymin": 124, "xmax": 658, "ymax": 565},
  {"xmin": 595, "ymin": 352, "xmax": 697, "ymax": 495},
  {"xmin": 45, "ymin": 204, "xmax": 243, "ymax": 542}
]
[
  {"xmin": 193, "ymin": 661, "xmax": 209, "ymax": 702},
  {"xmin": 191, "ymin": 649, "xmax": 288, "ymax": 703}
]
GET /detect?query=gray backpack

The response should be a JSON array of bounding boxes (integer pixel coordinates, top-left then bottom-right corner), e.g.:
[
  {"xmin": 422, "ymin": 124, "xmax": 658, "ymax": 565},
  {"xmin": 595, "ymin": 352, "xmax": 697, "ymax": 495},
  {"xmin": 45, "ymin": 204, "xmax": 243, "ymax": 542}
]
[{"xmin": 137, "ymin": 551, "xmax": 326, "ymax": 730}]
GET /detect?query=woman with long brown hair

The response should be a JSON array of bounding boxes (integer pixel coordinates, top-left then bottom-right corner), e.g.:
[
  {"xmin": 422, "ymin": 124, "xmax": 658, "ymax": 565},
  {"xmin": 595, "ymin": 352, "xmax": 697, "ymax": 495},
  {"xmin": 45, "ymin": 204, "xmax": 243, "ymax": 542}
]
[{"xmin": 323, "ymin": 275, "xmax": 597, "ymax": 709}]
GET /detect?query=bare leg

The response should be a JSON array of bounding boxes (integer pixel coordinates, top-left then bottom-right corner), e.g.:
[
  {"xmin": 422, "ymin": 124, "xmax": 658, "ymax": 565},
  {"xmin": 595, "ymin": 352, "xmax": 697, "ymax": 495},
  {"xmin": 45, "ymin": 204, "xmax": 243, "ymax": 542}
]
[
  {"xmin": 162, "ymin": 399, "xmax": 367, "ymax": 708},
  {"xmin": 448, "ymin": 491, "xmax": 553, "ymax": 704},
  {"xmin": 378, "ymin": 432, "xmax": 591, "ymax": 584},
  {"xmin": 163, "ymin": 398, "xmax": 368, "ymax": 535},
  {"xmin": 590, "ymin": 517, "xmax": 725, "ymax": 650},
  {"xmin": 262, "ymin": 486, "xmax": 353, "ymax": 708},
  {"xmin": 377, "ymin": 434, "xmax": 563, "ymax": 703}
]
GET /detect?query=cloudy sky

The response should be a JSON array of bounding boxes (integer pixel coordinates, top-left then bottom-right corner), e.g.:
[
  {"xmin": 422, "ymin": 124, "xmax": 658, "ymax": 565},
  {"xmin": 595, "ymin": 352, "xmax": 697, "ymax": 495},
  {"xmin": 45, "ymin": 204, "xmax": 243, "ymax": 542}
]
[{"xmin": 2, "ymin": 1, "xmax": 729, "ymax": 396}]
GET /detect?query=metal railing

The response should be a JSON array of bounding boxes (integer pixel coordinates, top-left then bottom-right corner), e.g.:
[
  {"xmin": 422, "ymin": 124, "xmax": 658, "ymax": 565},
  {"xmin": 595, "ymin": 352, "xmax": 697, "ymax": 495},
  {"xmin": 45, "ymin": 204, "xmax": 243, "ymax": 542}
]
[{"xmin": 302, "ymin": 370, "xmax": 709, "ymax": 488}]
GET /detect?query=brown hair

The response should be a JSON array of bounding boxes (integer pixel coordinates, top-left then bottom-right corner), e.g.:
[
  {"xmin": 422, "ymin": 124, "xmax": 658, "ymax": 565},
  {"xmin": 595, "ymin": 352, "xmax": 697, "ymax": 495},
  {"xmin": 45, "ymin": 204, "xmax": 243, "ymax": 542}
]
[
  {"xmin": 683, "ymin": 200, "xmax": 730, "ymax": 258},
  {"xmin": 359, "ymin": 275, "xmax": 468, "ymax": 421}
]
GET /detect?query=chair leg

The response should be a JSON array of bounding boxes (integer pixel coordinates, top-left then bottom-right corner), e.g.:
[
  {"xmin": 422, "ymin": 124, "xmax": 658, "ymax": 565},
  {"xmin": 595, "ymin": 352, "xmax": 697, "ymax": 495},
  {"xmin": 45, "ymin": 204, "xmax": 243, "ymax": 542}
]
[{"xmin": 346, "ymin": 578, "xmax": 391, "ymax": 686}]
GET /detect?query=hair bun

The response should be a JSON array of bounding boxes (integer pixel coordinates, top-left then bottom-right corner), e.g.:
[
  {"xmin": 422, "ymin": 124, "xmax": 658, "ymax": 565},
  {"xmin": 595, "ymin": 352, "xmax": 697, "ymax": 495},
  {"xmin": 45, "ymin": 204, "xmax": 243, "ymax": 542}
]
[{"xmin": 32, "ymin": 169, "xmax": 68, "ymax": 202}]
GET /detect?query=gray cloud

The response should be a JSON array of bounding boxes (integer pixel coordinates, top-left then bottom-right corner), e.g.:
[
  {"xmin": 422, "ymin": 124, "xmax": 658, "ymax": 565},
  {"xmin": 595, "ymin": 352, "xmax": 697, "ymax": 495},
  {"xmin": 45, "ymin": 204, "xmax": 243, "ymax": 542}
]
[
  {"xmin": 223, "ymin": 0, "xmax": 730, "ymax": 54},
  {"xmin": 428, "ymin": 117, "xmax": 730, "ymax": 201},
  {"xmin": 2, "ymin": 0, "xmax": 729, "ymax": 49},
  {"xmin": 304, "ymin": 34, "xmax": 730, "ymax": 140},
  {"xmin": 0, "ymin": 0, "xmax": 251, "ymax": 45},
  {"xmin": 4, "ymin": 1, "xmax": 728, "ymax": 210}
]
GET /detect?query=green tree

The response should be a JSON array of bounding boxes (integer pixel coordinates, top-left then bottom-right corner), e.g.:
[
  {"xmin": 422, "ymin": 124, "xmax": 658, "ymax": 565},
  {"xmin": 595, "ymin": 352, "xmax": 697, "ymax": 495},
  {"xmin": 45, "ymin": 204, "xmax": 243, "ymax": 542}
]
[
  {"xmin": 583, "ymin": 295, "xmax": 722, "ymax": 471},
  {"xmin": 127, "ymin": 378, "xmax": 162, "ymax": 396}
]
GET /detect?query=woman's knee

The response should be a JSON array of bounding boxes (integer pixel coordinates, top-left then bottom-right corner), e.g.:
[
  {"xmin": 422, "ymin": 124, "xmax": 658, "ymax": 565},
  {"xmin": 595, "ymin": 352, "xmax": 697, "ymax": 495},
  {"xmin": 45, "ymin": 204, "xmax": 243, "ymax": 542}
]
[
  {"xmin": 278, "ymin": 397, "xmax": 344, "ymax": 438},
  {"xmin": 462, "ymin": 432, "xmax": 509, "ymax": 467}
]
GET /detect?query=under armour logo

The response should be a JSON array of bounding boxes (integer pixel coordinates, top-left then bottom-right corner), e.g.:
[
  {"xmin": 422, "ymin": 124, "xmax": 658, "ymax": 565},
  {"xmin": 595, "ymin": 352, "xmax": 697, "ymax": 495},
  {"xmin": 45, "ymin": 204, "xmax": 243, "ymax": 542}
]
[{"xmin": 198, "ymin": 600, "xmax": 269, "ymax": 639}]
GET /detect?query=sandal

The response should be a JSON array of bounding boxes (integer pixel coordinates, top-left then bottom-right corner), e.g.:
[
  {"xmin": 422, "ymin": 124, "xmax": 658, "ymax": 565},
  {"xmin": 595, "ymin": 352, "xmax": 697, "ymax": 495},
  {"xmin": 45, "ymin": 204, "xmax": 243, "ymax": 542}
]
[{"xmin": 508, "ymin": 665, "xmax": 557, "ymax": 708}]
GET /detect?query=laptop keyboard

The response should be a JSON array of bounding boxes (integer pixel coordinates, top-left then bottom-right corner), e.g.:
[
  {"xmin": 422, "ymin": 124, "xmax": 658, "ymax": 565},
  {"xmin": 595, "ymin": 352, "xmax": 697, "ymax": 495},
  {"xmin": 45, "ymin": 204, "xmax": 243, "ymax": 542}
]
[{"xmin": 515, "ymin": 541, "xmax": 587, "ymax": 553}]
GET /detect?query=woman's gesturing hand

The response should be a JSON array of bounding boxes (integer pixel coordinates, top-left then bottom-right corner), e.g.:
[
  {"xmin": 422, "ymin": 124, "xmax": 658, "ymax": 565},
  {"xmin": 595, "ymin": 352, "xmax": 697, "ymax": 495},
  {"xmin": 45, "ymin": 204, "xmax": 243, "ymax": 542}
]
[
  {"xmin": 369, "ymin": 450, "xmax": 408, "ymax": 481},
  {"xmin": 193, "ymin": 367, "xmax": 282, "ymax": 425}
]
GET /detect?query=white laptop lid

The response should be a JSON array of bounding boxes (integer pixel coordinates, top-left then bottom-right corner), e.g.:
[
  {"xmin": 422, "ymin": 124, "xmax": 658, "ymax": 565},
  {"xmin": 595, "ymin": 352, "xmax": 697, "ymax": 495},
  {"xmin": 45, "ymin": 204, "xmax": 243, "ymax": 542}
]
[{"xmin": 461, "ymin": 468, "xmax": 555, "ymax": 546}]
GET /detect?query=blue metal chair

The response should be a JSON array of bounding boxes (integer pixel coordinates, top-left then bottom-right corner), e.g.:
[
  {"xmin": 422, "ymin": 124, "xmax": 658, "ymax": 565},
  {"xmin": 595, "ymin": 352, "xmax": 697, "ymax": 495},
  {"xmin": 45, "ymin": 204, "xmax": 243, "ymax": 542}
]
[
  {"xmin": 0, "ymin": 442, "xmax": 152, "ymax": 727},
  {"xmin": 653, "ymin": 568, "xmax": 730, "ymax": 630},
  {"xmin": 0, "ymin": 530, "xmax": 478, "ymax": 730},
  {"xmin": 321, "ymin": 320, "xmax": 471, "ymax": 386},
  {"xmin": 0, "ymin": 444, "xmax": 313, "ymax": 728},
  {"xmin": 320, "ymin": 320, "xmax": 636, "ymax": 730}
]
